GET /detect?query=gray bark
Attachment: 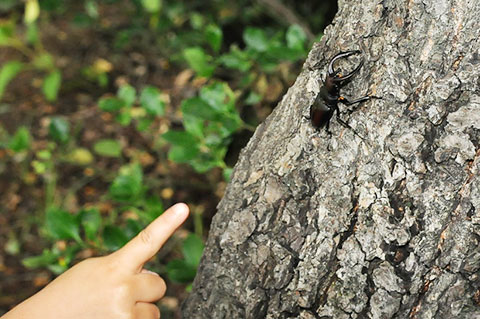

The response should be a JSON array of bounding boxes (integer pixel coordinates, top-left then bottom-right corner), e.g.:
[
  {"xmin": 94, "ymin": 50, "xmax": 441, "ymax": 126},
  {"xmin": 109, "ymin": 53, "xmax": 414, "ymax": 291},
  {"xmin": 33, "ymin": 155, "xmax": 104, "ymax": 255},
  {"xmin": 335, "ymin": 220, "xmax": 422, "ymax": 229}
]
[{"xmin": 182, "ymin": 0, "xmax": 480, "ymax": 318}]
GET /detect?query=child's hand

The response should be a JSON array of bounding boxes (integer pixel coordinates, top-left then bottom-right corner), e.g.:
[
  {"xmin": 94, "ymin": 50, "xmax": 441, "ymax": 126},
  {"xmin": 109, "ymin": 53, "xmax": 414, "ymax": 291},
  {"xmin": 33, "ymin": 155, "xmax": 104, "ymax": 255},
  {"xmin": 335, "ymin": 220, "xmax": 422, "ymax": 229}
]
[{"xmin": 3, "ymin": 203, "xmax": 189, "ymax": 319}]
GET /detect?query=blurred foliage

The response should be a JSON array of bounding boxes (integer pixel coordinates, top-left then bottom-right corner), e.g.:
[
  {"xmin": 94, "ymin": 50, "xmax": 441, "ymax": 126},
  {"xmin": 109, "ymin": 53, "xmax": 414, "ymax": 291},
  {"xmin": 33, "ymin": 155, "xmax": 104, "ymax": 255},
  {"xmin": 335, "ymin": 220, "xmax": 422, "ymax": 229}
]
[
  {"xmin": 167, "ymin": 233, "xmax": 204, "ymax": 289},
  {"xmin": 0, "ymin": 0, "xmax": 336, "ymax": 310},
  {"xmin": 22, "ymin": 162, "xmax": 170, "ymax": 274},
  {"xmin": 0, "ymin": 0, "xmax": 62, "ymax": 101}
]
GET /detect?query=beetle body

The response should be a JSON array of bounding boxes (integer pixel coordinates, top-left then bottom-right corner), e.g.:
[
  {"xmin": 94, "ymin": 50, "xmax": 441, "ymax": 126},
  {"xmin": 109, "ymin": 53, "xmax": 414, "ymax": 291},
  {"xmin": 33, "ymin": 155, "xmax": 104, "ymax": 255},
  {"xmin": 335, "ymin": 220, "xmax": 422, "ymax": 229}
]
[{"xmin": 310, "ymin": 86, "xmax": 334, "ymax": 128}]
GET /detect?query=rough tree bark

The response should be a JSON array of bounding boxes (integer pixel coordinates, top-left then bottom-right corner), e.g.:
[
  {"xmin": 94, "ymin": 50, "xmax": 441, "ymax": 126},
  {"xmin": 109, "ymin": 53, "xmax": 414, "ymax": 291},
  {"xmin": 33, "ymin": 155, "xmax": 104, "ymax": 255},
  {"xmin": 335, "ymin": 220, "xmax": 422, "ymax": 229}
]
[{"xmin": 183, "ymin": 0, "xmax": 480, "ymax": 318}]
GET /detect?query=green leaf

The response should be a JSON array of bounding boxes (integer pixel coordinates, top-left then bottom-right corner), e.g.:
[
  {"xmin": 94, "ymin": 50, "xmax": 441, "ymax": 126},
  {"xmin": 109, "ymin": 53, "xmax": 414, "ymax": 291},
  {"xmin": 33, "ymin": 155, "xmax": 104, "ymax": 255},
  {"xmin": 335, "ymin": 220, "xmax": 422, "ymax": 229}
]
[
  {"xmin": 64, "ymin": 147, "xmax": 94, "ymax": 165},
  {"xmin": 199, "ymin": 82, "xmax": 235, "ymax": 112},
  {"xmin": 141, "ymin": 0, "xmax": 161, "ymax": 13},
  {"xmin": 45, "ymin": 207, "xmax": 82, "ymax": 243},
  {"xmin": 182, "ymin": 114, "xmax": 204, "ymax": 138},
  {"xmin": 39, "ymin": 0, "xmax": 64, "ymax": 11},
  {"xmin": 37, "ymin": 149, "xmax": 52, "ymax": 160},
  {"xmin": 163, "ymin": 130, "xmax": 198, "ymax": 148},
  {"xmin": 168, "ymin": 145, "xmax": 200, "ymax": 163},
  {"xmin": 0, "ymin": 61, "xmax": 24, "ymax": 100},
  {"xmin": 32, "ymin": 160, "xmax": 47, "ymax": 174},
  {"xmin": 97, "ymin": 73, "xmax": 108, "ymax": 87},
  {"xmin": 109, "ymin": 163, "xmax": 143, "ymax": 202},
  {"xmin": 220, "ymin": 47, "xmax": 252, "ymax": 72},
  {"xmin": 8, "ymin": 126, "xmax": 31, "ymax": 152},
  {"xmin": 166, "ymin": 259, "xmax": 197, "ymax": 283},
  {"xmin": 93, "ymin": 139, "xmax": 122, "ymax": 157},
  {"xmin": 115, "ymin": 110, "xmax": 132, "ymax": 126},
  {"xmin": 72, "ymin": 12, "xmax": 93, "ymax": 28},
  {"xmin": 5, "ymin": 235, "xmax": 20, "ymax": 255},
  {"xmin": 182, "ymin": 234, "xmax": 204, "ymax": 267},
  {"xmin": 244, "ymin": 91, "xmax": 262, "ymax": 105},
  {"xmin": 85, "ymin": 0, "xmax": 99, "ymax": 18},
  {"xmin": 266, "ymin": 45, "xmax": 304, "ymax": 61},
  {"xmin": 117, "ymin": 84, "xmax": 136, "ymax": 107},
  {"xmin": 43, "ymin": 70, "xmax": 61, "ymax": 102},
  {"xmin": 98, "ymin": 97, "xmax": 124, "ymax": 112},
  {"xmin": 183, "ymin": 47, "xmax": 215, "ymax": 78},
  {"xmin": 79, "ymin": 208, "xmax": 101, "ymax": 241},
  {"xmin": 190, "ymin": 12, "xmax": 205, "ymax": 30},
  {"xmin": 243, "ymin": 27, "xmax": 268, "ymax": 52},
  {"xmin": 103, "ymin": 225, "xmax": 129, "ymax": 251},
  {"xmin": 192, "ymin": 156, "xmax": 218, "ymax": 171},
  {"xmin": 33, "ymin": 53, "xmax": 54, "ymax": 70},
  {"xmin": 58, "ymin": 245, "xmax": 80, "ymax": 271},
  {"xmin": 204, "ymin": 133, "xmax": 223, "ymax": 147},
  {"xmin": 181, "ymin": 97, "xmax": 218, "ymax": 121},
  {"xmin": 47, "ymin": 263, "xmax": 68, "ymax": 275},
  {"xmin": 223, "ymin": 167, "xmax": 233, "ymax": 181},
  {"xmin": 205, "ymin": 24, "xmax": 222, "ymax": 53},
  {"xmin": 114, "ymin": 29, "xmax": 133, "ymax": 49},
  {"xmin": 136, "ymin": 118, "xmax": 153, "ymax": 131},
  {"xmin": 49, "ymin": 117, "xmax": 70, "ymax": 143},
  {"xmin": 22, "ymin": 249, "xmax": 58, "ymax": 268},
  {"xmin": 125, "ymin": 218, "xmax": 143, "ymax": 239},
  {"xmin": 140, "ymin": 86, "xmax": 164, "ymax": 116},
  {"xmin": 190, "ymin": 162, "xmax": 214, "ymax": 173},
  {"xmin": 143, "ymin": 196, "xmax": 164, "ymax": 223},
  {"xmin": 0, "ymin": 24, "xmax": 14, "ymax": 46},
  {"xmin": 286, "ymin": 24, "xmax": 307, "ymax": 51},
  {"xmin": 197, "ymin": 83, "xmax": 242, "ymax": 135}
]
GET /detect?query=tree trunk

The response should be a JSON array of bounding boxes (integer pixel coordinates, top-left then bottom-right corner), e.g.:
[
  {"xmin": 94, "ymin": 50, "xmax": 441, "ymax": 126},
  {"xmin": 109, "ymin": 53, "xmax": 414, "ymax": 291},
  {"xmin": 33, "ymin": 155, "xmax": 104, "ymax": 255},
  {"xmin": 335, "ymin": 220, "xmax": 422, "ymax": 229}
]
[{"xmin": 182, "ymin": 0, "xmax": 480, "ymax": 318}]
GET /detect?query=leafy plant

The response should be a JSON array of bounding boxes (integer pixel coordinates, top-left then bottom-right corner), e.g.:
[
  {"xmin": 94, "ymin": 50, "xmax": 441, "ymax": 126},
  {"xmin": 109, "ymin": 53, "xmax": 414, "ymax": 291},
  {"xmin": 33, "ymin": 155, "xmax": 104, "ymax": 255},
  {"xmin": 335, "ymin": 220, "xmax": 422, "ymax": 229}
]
[
  {"xmin": 109, "ymin": 163, "xmax": 145, "ymax": 203},
  {"xmin": 49, "ymin": 117, "xmax": 70, "ymax": 144},
  {"xmin": 21, "ymin": 158, "xmax": 204, "ymax": 289},
  {"xmin": 22, "ymin": 162, "xmax": 170, "ymax": 274},
  {"xmin": 0, "ymin": 3, "xmax": 62, "ymax": 102},
  {"xmin": 81, "ymin": 58, "xmax": 113, "ymax": 88},
  {"xmin": 183, "ymin": 47, "xmax": 216, "ymax": 78},
  {"xmin": 98, "ymin": 84, "xmax": 165, "ymax": 131},
  {"xmin": 45, "ymin": 207, "xmax": 82, "ymax": 243},
  {"xmin": 8, "ymin": 126, "xmax": 31, "ymax": 153},
  {"xmin": 0, "ymin": 61, "xmax": 24, "ymax": 100},
  {"xmin": 166, "ymin": 233, "xmax": 204, "ymax": 286},
  {"xmin": 165, "ymin": 25, "xmax": 308, "ymax": 177},
  {"xmin": 43, "ymin": 69, "xmax": 62, "ymax": 101},
  {"xmin": 163, "ymin": 82, "xmax": 242, "ymax": 174}
]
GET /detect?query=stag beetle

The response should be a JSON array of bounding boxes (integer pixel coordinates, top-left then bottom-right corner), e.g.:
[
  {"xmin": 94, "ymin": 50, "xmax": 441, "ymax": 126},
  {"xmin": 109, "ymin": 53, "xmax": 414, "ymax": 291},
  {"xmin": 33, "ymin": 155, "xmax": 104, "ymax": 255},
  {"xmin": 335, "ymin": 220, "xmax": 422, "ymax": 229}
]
[{"xmin": 310, "ymin": 50, "xmax": 377, "ymax": 138}]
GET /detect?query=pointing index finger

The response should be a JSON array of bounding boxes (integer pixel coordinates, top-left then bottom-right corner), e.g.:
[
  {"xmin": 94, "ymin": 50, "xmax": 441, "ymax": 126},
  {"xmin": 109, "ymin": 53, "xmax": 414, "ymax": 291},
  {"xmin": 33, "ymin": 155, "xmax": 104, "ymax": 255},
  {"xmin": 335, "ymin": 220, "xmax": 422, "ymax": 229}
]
[{"xmin": 113, "ymin": 203, "xmax": 189, "ymax": 271}]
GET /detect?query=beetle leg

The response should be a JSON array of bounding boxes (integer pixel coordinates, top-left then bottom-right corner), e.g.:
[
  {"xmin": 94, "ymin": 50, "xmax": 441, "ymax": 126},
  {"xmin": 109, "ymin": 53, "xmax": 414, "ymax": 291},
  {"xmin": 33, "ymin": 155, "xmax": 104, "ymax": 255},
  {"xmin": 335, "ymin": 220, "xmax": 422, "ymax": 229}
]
[
  {"xmin": 338, "ymin": 95, "xmax": 371, "ymax": 106},
  {"xmin": 335, "ymin": 113, "xmax": 352, "ymax": 130},
  {"xmin": 334, "ymin": 106, "xmax": 365, "ymax": 140},
  {"xmin": 325, "ymin": 118, "xmax": 332, "ymax": 135}
]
